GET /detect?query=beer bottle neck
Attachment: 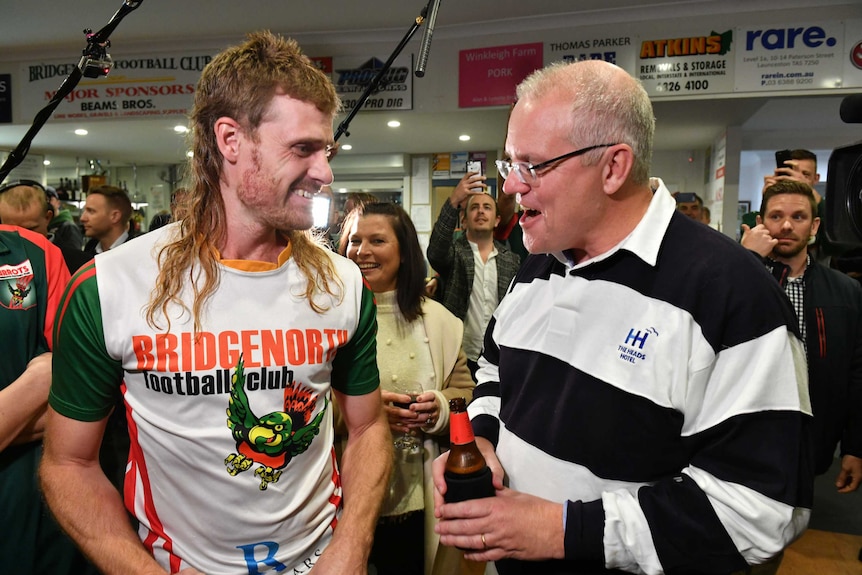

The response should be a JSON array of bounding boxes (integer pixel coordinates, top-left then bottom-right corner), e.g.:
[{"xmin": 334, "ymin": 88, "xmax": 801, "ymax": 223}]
[{"xmin": 449, "ymin": 410, "xmax": 476, "ymax": 446}]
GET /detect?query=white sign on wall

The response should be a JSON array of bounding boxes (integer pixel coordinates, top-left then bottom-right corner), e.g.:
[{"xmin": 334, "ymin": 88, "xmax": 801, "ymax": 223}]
[
  {"xmin": 544, "ymin": 34, "xmax": 637, "ymax": 74},
  {"xmin": 18, "ymin": 52, "xmax": 213, "ymax": 122},
  {"xmin": 734, "ymin": 21, "xmax": 845, "ymax": 92},
  {"xmin": 637, "ymin": 28, "xmax": 735, "ymax": 97},
  {"xmin": 328, "ymin": 55, "xmax": 414, "ymax": 112}
]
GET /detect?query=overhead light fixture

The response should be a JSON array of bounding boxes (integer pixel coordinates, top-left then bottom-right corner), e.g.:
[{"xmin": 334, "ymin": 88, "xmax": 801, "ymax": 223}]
[
  {"xmin": 174, "ymin": 125, "xmax": 189, "ymax": 134},
  {"xmin": 186, "ymin": 150, "xmax": 194, "ymax": 158},
  {"xmin": 74, "ymin": 128, "xmax": 88, "ymax": 136},
  {"xmin": 341, "ymin": 144, "xmax": 353, "ymax": 151},
  {"xmin": 459, "ymin": 134, "xmax": 471, "ymax": 141},
  {"xmin": 387, "ymin": 120, "xmax": 401, "ymax": 128},
  {"xmin": 43, "ymin": 159, "xmax": 51, "ymax": 166}
]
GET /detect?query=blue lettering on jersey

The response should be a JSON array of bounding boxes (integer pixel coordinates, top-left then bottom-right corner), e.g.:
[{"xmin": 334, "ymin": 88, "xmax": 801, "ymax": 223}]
[{"xmin": 237, "ymin": 541, "xmax": 287, "ymax": 574}]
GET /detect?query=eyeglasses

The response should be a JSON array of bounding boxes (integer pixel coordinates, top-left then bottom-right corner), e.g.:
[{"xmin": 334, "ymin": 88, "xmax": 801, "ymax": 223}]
[{"xmin": 495, "ymin": 143, "xmax": 618, "ymax": 187}]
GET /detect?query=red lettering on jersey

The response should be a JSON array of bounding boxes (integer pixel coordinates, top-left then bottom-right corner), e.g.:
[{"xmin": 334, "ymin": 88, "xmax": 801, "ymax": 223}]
[
  {"xmin": 307, "ymin": 329, "xmax": 323, "ymax": 364},
  {"xmin": 155, "ymin": 333, "xmax": 180, "ymax": 371},
  {"xmin": 132, "ymin": 335, "xmax": 155, "ymax": 370},
  {"xmin": 132, "ymin": 328, "xmax": 344, "ymax": 371},
  {"xmin": 285, "ymin": 329, "xmax": 306, "ymax": 365},
  {"xmin": 181, "ymin": 332, "xmax": 193, "ymax": 371},
  {"xmin": 195, "ymin": 331, "xmax": 217, "ymax": 370},
  {"xmin": 241, "ymin": 330, "xmax": 261, "ymax": 368},
  {"xmin": 261, "ymin": 330, "xmax": 285, "ymax": 365},
  {"xmin": 218, "ymin": 330, "xmax": 240, "ymax": 368}
]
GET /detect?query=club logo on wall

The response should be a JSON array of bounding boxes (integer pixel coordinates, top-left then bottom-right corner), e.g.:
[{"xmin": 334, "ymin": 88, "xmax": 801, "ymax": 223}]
[{"xmin": 322, "ymin": 56, "xmax": 414, "ymax": 112}]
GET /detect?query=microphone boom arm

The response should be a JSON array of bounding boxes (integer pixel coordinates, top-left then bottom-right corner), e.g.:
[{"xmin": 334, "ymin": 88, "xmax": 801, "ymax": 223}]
[
  {"xmin": 334, "ymin": 0, "xmax": 431, "ymax": 142},
  {"xmin": 0, "ymin": 0, "xmax": 144, "ymax": 184}
]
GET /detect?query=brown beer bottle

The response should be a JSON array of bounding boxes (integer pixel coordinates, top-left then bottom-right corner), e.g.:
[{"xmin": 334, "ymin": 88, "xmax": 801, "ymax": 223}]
[{"xmin": 444, "ymin": 397, "xmax": 495, "ymax": 503}]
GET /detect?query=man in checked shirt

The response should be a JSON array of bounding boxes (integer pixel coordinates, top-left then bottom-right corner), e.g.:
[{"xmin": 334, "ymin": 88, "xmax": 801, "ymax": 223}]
[{"xmin": 743, "ymin": 179, "xmax": 862, "ymax": 499}]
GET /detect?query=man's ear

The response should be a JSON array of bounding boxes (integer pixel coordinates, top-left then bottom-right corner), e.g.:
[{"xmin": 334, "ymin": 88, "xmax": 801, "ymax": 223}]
[
  {"xmin": 109, "ymin": 208, "xmax": 122, "ymax": 225},
  {"xmin": 215, "ymin": 117, "xmax": 242, "ymax": 163},
  {"xmin": 601, "ymin": 145, "xmax": 634, "ymax": 196}
]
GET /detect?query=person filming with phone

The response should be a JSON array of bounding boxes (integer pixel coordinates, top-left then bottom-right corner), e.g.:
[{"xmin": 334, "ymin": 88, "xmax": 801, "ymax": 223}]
[
  {"xmin": 427, "ymin": 170, "xmax": 521, "ymax": 380},
  {"xmin": 764, "ymin": 149, "xmax": 820, "ymax": 195}
]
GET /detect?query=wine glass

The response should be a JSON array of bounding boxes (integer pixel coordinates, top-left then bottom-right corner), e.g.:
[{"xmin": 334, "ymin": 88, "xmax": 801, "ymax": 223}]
[{"xmin": 390, "ymin": 378, "xmax": 423, "ymax": 454}]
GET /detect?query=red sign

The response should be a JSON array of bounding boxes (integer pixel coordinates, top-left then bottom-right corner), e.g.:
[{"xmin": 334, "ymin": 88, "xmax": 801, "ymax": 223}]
[
  {"xmin": 309, "ymin": 57, "xmax": 333, "ymax": 74},
  {"xmin": 852, "ymin": 41, "xmax": 862, "ymax": 70},
  {"xmin": 459, "ymin": 43, "xmax": 543, "ymax": 108}
]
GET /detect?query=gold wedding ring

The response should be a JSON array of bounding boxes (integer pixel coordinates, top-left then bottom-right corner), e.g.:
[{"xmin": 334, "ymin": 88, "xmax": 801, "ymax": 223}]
[{"xmin": 481, "ymin": 534, "xmax": 487, "ymax": 549}]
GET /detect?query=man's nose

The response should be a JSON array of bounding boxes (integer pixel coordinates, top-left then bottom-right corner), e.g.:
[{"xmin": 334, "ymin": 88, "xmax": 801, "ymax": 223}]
[
  {"xmin": 309, "ymin": 152, "xmax": 334, "ymax": 186},
  {"xmin": 502, "ymin": 174, "xmax": 526, "ymax": 196}
]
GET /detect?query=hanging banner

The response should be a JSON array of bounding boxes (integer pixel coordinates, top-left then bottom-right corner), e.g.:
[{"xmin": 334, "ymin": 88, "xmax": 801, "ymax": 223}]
[
  {"xmin": 734, "ymin": 21, "xmax": 845, "ymax": 92},
  {"xmin": 459, "ymin": 42, "xmax": 543, "ymax": 108},
  {"xmin": 18, "ymin": 52, "xmax": 212, "ymax": 122},
  {"xmin": 637, "ymin": 28, "xmax": 735, "ymax": 97}
]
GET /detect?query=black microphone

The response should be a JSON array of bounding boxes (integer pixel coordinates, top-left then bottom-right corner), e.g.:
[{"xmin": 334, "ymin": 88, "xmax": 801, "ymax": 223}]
[
  {"xmin": 415, "ymin": 0, "xmax": 441, "ymax": 77},
  {"xmin": 839, "ymin": 94, "xmax": 862, "ymax": 124}
]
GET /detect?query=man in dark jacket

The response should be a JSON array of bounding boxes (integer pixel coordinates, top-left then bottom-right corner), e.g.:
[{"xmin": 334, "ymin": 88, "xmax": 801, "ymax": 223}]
[
  {"xmin": 742, "ymin": 179, "xmax": 862, "ymax": 491},
  {"xmin": 46, "ymin": 185, "xmax": 84, "ymax": 254},
  {"xmin": 427, "ymin": 173, "xmax": 521, "ymax": 377},
  {"xmin": 81, "ymin": 185, "xmax": 138, "ymax": 256}
]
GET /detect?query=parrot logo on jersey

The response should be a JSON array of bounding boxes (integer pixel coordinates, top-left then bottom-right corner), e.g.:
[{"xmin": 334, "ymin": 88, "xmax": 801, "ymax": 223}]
[
  {"xmin": 224, "ymin": 355, "xmax": 327, "ymax": 490},
  {"xmin": 4, "ymin": 273, "xmax": 34, "ymax": 309}
]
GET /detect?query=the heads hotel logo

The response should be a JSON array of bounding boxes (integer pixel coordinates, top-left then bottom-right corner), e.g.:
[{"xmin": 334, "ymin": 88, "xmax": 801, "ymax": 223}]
[{"xmin": 618, "ymin": 327, "xmax": 658, "ymax": 365}]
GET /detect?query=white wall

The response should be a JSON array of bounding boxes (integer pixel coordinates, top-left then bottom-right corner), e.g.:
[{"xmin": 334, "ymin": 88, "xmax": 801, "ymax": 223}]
[{"xmin": 650, "ymin": 150, "xmax": 709, "ymax": 197}]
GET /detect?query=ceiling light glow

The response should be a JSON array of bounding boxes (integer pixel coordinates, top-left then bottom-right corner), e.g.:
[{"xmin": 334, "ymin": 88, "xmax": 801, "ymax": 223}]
[
  {"xmin": 74, "ymin": 129, "xmax": 88, "ymax": 136},
  {"xmin": 387, "ymin": 120, "xmax": 401, "ymax": 128}
]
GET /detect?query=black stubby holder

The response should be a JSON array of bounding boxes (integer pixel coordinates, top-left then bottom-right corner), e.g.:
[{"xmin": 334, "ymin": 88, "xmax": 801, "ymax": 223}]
[{"xmin": 444, "ymin": 467, "xmax": 494, "ymax": 503}]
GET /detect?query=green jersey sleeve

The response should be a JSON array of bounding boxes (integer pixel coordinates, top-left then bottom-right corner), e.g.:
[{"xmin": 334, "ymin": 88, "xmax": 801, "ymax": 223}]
[
  {"xmin": 331, "ymin": 282, "xmax": 378, "ymax": 396},
  {"xmin": 49, "ymin": 262, "xmax": 124, "ymax": 422}
]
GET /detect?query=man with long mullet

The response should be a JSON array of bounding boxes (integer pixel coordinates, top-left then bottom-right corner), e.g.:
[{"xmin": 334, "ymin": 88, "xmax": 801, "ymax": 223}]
[{"xmin": 40, "ymin": 30, "xmax": 391, "ymax": 575}]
